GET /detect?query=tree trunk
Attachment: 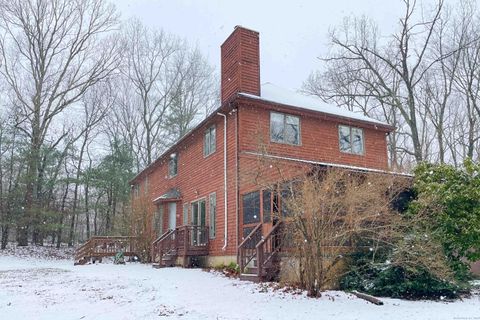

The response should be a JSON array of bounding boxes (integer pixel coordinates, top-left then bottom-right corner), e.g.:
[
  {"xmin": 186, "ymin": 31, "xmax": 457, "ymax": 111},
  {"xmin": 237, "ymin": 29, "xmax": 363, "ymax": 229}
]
[{"xmin": 1, "ymin": 226, "xmax": 9, "ymax": 250}]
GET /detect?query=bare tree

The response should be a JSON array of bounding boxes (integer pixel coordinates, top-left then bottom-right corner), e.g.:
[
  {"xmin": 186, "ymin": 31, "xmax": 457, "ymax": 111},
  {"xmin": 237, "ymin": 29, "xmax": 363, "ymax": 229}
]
[
  {"xmin": 304, "ymin": 0, "xmax": 457, "ymax": 166},
  {"xmin": 0, "ymin": 0, "xmax": 120, "ymax": 245},
  {"xmin": 119, "ymin": 19, "xmax": 217, "ymax": 169},
  {"xmin": 67, "ymin": 83, "xmax": 112, "ymax": 246}
]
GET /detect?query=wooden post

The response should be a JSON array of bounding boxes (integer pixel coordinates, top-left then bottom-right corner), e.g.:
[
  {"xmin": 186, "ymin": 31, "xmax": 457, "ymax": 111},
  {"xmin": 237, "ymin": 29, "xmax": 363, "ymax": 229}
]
[{"xmin": 256, "ymin": 242, "xmax": 264, "ymax": 279}]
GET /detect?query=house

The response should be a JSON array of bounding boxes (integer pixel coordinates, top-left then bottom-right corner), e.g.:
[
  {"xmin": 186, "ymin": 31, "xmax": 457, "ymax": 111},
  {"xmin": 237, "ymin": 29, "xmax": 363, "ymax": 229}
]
[{"xmin": 128, "ymin": 26, "xmax": 395, "ymax": 277}]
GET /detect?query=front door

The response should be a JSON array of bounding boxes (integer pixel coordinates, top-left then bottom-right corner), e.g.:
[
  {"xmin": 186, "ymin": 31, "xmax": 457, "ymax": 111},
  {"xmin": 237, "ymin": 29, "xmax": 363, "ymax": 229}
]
[{"xmin": 168, "ymin": 202, "xmax": 177, "ymax": 230}]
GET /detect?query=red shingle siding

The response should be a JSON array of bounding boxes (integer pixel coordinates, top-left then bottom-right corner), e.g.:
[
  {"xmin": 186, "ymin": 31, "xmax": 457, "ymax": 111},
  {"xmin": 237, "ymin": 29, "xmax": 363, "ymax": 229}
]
[
  {"xmin": 237, "ymin": 101, "xmax": 389, "ymax": 171},
  {"xmin": 221, "ymin": 26, "xmax": 260, "ymax": 104},
  {"xmin": 133, "ymin": 111, "xmax": 239, "ymax": 257}
]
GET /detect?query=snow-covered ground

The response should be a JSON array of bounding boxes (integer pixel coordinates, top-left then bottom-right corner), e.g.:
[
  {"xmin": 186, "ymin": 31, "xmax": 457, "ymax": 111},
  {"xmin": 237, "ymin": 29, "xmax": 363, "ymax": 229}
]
[{"xmin": 0, "ymin": 247, "xmax": 479, "ymax": 320}]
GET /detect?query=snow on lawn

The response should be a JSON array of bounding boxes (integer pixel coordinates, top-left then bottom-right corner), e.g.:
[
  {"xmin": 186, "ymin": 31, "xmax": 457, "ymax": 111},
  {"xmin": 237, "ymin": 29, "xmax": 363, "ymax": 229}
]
[{"xmin": 0, "ymin": 251, "xmax": 479, "ymax": 320}]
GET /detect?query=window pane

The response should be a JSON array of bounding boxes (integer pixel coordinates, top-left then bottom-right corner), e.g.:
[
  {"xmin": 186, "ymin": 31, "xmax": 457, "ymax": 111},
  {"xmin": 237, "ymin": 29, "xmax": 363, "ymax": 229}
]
[
  {"xmin": 270, "ymin": 112, "xmax": 284, "ymax": 142},
  {"xmin": 242, "ymin": 191, "xmax": 260, "ymax": 224},
  {"xmin": 210, "ymin": 127, "xmax": 216, "ymax": 154},
  {"xmin": 183, "ymin": 203, "xmax": 188, "ymax": 225},
  {"xmin": 262, "ymin": 190, "xmax": 271, "ymax": 222},
  {"xmin": 204, "ymin": 130, "xmax": 210, "ymax": 156},
  {"xmin": 154, "ymin": 205, "xmax": 164, "ymax": 237},
  {"xmin": 169, "ymin": 154, "xmax": 178, "ymax": 176},
  {"xmin": 339, "ymin": 125, "xmax": 351, "ymax": 153},
  {"xmin": 351, "ymin": 128, "xmax": 364, "ymax": 154},
  {"xmin": 200, "ymin": 200, "xmax": 206, "ymax": 226},
  {"xmin": 281, "ymin": 188, "xmax": 291, "ymax": 217},
  {"xmin": 209, "ymin": 193, "xmax": 216, "ymax": 239},
  {"xmin": 285, "ymin": 115, "xmax": 300, "ymax": 145}
]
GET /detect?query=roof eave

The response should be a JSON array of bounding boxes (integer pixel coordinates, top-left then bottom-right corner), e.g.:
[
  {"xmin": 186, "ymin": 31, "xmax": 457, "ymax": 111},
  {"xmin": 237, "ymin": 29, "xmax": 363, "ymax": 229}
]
[{"xmin": 237, "ymin": 93, "xmax": 395, "ymax": 132}]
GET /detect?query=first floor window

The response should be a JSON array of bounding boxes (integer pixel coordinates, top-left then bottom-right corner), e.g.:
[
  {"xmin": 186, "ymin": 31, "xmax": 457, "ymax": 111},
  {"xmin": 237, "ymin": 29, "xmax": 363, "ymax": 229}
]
[
  {"xmin": 169, "ymin": 153, "xmax": 178, "ymax": 177},
  {"xmin": 262, "ymin": 190, "xmax": 272, "ymax": 222},
  {"xmin": 183, "ymin": 203, "xmax": 189, "ymax": 225},
  {"xmin": 339, "ymin": 125, "xmax": 364, "ymax": 155},
  {"xmin": 270, "ymin": 112, "xmax": 300, "ymax": 145},
  {"xmin": 242, "ymin": 191, "xmax": 260, "ymax": 224},
  {"xmin": 209, "ymin": 193, "xmax": 216, "ymax": 239},
  {"xmin": 154, "ymin": 205, "xmax": 164, "ymax": 237}
]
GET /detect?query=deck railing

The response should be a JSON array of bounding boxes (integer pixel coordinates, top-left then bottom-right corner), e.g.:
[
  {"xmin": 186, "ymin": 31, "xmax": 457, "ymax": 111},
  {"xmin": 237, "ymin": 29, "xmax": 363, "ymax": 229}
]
[{"xmin": 74, "ymin": 236, "xmax": 138, "ymax": 264}]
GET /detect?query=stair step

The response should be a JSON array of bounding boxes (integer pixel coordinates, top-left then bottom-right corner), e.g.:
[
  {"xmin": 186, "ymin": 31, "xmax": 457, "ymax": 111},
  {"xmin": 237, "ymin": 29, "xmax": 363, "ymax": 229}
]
[{"xmin": 239, "ymin": 273, "xmax": 261, "ymax": 282}]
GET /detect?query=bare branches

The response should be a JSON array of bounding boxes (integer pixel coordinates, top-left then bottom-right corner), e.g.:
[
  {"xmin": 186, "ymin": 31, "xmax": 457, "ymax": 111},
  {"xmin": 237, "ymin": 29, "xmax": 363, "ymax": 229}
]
[{"xmin": 304, "ymin": 0, "xmax": 480, "ymax": 168}]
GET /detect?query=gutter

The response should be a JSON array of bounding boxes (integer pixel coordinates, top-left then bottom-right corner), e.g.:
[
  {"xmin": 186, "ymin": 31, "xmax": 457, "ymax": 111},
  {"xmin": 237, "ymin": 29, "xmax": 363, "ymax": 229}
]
[{"xmin": 217, "ymin": 112, "xmax": 228, "ymax": 251}]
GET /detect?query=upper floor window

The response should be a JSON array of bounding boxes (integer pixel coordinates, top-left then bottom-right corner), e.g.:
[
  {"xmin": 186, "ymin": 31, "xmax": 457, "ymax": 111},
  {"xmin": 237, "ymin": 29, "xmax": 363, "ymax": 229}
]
[
  {"xmin": 133, "ymin": 184, "xmax": 140, "ymax": 197},
  {"xmin": 168, "ymin": 153, "xmax": 178, "ymax": 177},
  {"xmin": 270, "ymin": 112, "xmax": 300, "ymax": 145},
  {"xmin": 204, "ymin": 125, "xmax": 216, "ymax": 156},
  {"xmin": 339, "ymin": 125, "xmax": 364, "ymax": 155}
]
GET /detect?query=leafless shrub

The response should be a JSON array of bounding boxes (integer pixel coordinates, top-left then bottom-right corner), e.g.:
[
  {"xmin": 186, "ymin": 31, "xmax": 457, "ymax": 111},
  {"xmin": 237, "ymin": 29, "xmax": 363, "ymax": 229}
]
[{"xmin": 283, "ymin": 169, "xmax": 450, "ymax": 297}]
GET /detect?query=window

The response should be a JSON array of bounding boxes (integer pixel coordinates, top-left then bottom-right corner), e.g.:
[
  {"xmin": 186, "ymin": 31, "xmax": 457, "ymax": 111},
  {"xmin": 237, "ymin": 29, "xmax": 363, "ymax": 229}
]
[
  {"xmin": 168, "ymin": 153, "xmax": 178, "ymax": 177},
  {"xmin": 242, "ymin": 191, "xmax": 260, "ymax": 224},
  {"xmin": 183, "ymin": 203, "xmax": 189, "ymax": 225},
  {"xmin": 191, "ymin": 199, "xmax": 207, "ymax": 245},
  {"xmin": 209, "ymin": 193, "xmax": 216, "ymax": 239},
  {"xmin": 204, "ymin": 126, "xmax": 216, "ymax": 156},
  {"xmin": 133, "ymin": 184, "xmax": 140, "ymax": 197},
  {"xmin": 339, "ymin": 125, "xmax": 364, "ymax": 155},
  {"xmin": 153, "ymin": 204, "xmax": 164, "ymax": 237},
  {"xmin": 262, "ymin": 190, "xmax": 272, "ymax": 222},
  {"xmin": 270, "ymin": 112, "xmax": 300, "ymax": 145},
  {"xmin": 144, "ymin": 176, "xmax": 149, "ymax": 194}
]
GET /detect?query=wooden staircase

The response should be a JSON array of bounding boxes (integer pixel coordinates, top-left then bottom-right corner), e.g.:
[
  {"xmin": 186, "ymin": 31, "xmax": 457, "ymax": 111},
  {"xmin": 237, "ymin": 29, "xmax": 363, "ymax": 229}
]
[
  {"xmin": 151, "ymin": 225, "xmax": 209, "ymax": 268},
  {"xmin": 74, "ymin": 236, "xmax": 138, "ymax": 265},
  {"xmin": 238, "ymin": 221, "xmax": 284, "ymax": 282}
]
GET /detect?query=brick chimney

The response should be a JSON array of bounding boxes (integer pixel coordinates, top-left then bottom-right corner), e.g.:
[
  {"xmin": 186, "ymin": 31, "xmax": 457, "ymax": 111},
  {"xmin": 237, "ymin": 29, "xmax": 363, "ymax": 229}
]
[{"xmin": 221, "ymin": 26, "xmax": 260, "ymax": 104}]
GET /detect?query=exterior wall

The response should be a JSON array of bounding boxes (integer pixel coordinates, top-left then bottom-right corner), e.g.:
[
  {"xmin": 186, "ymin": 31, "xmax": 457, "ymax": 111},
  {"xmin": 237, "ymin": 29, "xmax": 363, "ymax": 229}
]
[
  {"xmin": 237, "ymin": 100, "xmax": 390, "ymax": 171},
  {"xmin": 132, "ymin": 110, "xmax": 238, "ymax": 257},
  {"xmin": 235, "ymin": 100, "xmax": 391, "ymax": 244},
  {"xmin": 131, "ymin": 98, "xmax": 392, "ymax": 263}
]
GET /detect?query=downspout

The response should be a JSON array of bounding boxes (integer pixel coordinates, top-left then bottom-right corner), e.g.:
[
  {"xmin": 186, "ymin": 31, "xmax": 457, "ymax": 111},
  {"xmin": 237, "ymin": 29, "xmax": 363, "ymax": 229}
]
[
  {"xmin": 217, "ymin": 112, "xmax": 228, "ymax": 251},
  {"xmin": 234, "ymin": 108, "xmax": 239, "ymax": 258}
]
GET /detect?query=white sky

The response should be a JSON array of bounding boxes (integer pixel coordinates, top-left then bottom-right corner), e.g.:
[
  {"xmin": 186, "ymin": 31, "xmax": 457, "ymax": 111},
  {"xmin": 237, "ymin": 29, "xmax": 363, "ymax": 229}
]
[{"xmin": 114, "ymin": 0, "xmax": 439, "ymax": 91}]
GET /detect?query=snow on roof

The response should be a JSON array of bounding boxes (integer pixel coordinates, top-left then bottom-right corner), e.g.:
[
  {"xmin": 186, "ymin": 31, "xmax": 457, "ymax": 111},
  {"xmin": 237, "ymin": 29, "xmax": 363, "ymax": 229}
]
[
  {"xmin": 152, "ymin": 188, "xmax": 182, "ymax": 203},
  {"xmin": 239, "ymin": 83, "xmax": 391, "ymax": 127}
]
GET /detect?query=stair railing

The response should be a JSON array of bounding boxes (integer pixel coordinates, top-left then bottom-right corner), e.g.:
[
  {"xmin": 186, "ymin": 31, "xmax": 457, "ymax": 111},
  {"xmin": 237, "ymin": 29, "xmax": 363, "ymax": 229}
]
[
  {"xmin": 238, "ymin": 223, "xmax": 262, "ymax": 273},
  {"xmin": 151, "ymin": 229, "xmax": 176, "ymax": 263},
  {"xmin": 256, "ymin": 221, "xmax": 284, "ymax": 279}
]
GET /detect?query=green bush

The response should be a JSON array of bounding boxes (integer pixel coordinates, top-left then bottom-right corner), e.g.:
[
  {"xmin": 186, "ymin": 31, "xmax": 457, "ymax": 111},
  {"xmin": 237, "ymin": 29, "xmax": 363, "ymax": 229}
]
[
  {"xmin": 340, "ymin": 252, "xmax": 469, "ymax": 300},
  {"xmin": 411, "ymin": 160, "xmax": 480, "ymax": 279}
]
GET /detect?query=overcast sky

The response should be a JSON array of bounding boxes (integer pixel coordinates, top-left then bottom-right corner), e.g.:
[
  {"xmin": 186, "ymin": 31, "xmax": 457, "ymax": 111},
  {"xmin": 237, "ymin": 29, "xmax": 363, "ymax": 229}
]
[{"xmin": 115, "ymin": 0, "xmax": 438, "ymax": 91}]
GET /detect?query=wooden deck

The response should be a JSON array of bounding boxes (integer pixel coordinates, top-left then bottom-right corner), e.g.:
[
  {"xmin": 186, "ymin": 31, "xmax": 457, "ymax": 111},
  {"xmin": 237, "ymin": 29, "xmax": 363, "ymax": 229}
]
[{"xmin": 74, "ymin": 236, "xmax": 138, "ymax": 265}]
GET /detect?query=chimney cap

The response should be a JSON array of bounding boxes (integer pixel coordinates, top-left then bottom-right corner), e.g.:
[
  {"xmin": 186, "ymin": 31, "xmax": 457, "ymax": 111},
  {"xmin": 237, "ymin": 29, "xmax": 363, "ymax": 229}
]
[{"xmin": 233, "ymin": 25, "xmax": 259, "ymax": 34}]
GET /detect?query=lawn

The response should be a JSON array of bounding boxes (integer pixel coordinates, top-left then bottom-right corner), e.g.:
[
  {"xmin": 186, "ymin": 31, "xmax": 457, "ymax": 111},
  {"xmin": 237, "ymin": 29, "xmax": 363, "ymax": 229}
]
[{"xmin": 0, "ymin": 246, "xmax": 478, "ymax": 320}]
